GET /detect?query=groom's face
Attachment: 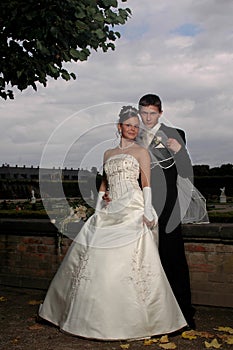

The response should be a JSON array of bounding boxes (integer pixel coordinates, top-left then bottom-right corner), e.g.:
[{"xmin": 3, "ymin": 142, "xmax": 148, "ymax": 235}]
[{"xmin": 139, "ymin": 105, "xmax": 162, "ymax": 129}]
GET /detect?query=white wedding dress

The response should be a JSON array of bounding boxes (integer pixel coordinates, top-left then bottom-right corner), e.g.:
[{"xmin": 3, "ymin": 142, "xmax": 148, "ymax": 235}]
[{"xmin": 39, "ymin": 154, "xmax": 187, "ymax": 340}]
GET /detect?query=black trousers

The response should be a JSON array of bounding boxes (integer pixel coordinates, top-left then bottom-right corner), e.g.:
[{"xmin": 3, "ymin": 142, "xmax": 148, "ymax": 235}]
[
  {"xmin": 150, "ymin": 166, "xmax": 195, "ymax": 327},
  {"xmin": 158, "ymin": 223, "xmax": 195, "ymax": 327}
]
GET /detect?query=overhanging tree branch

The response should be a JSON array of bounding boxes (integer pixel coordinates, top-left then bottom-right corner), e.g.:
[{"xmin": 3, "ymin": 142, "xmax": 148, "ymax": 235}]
[{"xmin": 0, "ymin": 0, "xmax": 131, "ymax": 99}]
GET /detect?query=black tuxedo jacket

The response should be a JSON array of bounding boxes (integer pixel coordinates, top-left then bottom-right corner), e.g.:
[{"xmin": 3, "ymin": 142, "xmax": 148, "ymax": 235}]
[{"xmin": 148, "ymin": 123, "xmax": 193, "ymax": 233}]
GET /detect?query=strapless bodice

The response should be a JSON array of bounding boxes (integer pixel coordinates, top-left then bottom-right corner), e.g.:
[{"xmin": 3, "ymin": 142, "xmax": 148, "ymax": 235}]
[{"xmin": 104, "ymin": 154, "xmax": 140, "ymax": 200}]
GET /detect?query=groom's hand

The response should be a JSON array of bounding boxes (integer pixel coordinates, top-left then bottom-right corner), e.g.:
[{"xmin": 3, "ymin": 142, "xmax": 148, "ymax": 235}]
[{"xmin": 166, "ymin": 138, "xmax": 181, "ymax": 154}]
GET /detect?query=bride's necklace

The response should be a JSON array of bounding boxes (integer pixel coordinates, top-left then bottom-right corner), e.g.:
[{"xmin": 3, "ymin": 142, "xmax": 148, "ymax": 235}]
[{"xmin": 118, "ymin": 142, "xmax": 135, "ymax": 150}]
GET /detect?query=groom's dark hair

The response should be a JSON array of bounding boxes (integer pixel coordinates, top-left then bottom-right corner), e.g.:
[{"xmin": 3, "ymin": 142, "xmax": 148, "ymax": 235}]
[{"xmin": 138, "ymin": 94, "xmax": 162, "ymax": 113}]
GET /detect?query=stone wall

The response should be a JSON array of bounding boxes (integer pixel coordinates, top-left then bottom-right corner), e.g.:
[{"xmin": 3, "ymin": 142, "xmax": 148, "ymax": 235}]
[
  {"xmin": 183, "ymin": 224, "xmax": 233, "ymax": 307},
  {"xmin": 0, "ymin": 219, "xmax": 232, "ymax": 307}
]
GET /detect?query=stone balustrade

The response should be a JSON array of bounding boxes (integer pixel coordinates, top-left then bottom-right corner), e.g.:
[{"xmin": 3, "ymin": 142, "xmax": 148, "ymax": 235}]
[{"xmin": 0, "ymin": 219, "xmax": 232, "ymax": 307}]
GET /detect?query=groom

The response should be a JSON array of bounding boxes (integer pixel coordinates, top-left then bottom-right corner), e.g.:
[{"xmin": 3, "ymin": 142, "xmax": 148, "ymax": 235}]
[{"xmin": 138, "ymin": 93, "xmax": 196, "ymax": 330}]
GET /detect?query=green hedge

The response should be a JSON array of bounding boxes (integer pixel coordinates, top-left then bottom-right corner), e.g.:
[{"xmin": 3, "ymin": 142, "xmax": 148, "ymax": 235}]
[
  {"xmin": 0, "ymin": 210, "xmax": 232, "ymax": 222},
  {"xmin": 208, "ymin": 211, "xmax": 233, "ymax": 223},
  {"xmin": 0, "ymin": 209, "xmax": 49, "ymax": 219}
]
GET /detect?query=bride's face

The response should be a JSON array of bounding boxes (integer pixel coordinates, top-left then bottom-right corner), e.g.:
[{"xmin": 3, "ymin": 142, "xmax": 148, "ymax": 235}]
[{"xmin": 120, "ymin": 116, "xmax": 140, "ymax": 140}]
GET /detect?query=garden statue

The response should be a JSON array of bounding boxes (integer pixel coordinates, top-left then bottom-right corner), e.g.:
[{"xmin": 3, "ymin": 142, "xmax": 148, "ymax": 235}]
[
  {"xmin": 31, "ymin": 189, "xmax": 36, "ymax": 204},
  {"xmin": 219, "ymin": 187, "xmax": 226, "ymax": 203}
]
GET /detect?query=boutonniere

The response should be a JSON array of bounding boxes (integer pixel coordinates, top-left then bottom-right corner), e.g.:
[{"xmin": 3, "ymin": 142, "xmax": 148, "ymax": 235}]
[{"xmin": 152, "ymin": 135, "xmax": 162, "ymax": 147}]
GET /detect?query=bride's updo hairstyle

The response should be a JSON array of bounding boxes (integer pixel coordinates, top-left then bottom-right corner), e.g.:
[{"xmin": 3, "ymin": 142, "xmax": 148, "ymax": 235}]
[{"xmin": 118, "ymin": 106, "xmax": 139, "ymax": 124}]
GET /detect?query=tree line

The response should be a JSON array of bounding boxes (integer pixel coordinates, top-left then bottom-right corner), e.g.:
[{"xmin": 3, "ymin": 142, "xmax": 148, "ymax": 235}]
[{"xmin": 193, "ymin": 163, "xmax": 233, "ymax": 177}]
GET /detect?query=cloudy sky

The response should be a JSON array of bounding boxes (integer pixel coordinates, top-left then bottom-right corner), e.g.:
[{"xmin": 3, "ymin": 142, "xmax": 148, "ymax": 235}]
[{"xmin": 1, "ymin": 0, "xmax": 233, "ymax": 171}]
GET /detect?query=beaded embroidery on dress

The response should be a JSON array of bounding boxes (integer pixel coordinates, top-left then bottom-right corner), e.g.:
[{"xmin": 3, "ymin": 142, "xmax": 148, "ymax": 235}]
[{"xmin": 39, "ymin": 154, "xmax": 186, "ymax": 340}]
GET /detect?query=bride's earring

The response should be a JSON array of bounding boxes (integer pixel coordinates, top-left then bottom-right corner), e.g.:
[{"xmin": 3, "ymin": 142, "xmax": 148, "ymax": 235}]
[{"xmin": 118, "ymin": 129, "xmax": 122, "ymax": 137}]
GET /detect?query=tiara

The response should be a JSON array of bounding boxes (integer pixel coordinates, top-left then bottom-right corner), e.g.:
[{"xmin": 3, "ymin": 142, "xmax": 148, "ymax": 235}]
[{"xmin": 120, "ymin": 106, "xmax": 138, "ymax": 116}]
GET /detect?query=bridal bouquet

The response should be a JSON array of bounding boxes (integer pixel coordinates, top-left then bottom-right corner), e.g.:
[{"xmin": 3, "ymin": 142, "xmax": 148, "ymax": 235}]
[
  {"xmin": 51, "ymin": 204, "xmax": 94, "ymax": 255},
  {"xmin": 59, "ymin": 205, "xmax": 88, "ymax": 233},
  {"xmin": 51, "ymin": 205, "xmax": 92, "ymax": 233}
]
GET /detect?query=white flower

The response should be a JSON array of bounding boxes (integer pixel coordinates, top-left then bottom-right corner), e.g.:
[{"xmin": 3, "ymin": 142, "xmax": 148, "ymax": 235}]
[{"xmin": 153, "ymin": 135, "xmax": 162, "ymax": 146}]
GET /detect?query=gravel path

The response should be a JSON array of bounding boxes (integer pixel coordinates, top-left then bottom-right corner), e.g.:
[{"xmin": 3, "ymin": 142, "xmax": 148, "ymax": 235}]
[{"xmin": 0, "ymin": 286, "xmax": 232, "ymax": 350}]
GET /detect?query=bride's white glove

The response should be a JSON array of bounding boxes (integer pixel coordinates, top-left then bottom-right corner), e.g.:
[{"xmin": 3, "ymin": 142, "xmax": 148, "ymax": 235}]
[
  {"xmin": 95, "ymin": 191, "xmax": 105, "ymax": 212},
  {"xmin": 143, "ymin": 187, "xmax": 154, "ymax": 226}
]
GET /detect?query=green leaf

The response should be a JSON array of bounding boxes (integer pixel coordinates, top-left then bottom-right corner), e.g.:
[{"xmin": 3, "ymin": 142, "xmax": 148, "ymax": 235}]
[
  {"xmin": 61, "ymin": 71, "xmax": 71, "ymax": 81},
  {"xmin": 50, "ymin": 26, "xmax": 59, "ymax": 37},
  {"xmin": 70, "ymin": 72, "xmax": 76, "ymax": 80},
  {"xmin": 82, "ymin": 48, "xmax": 91, "ymax": 55},
  {"xmin": 109, "ymin": 0, "xmax": 118, "ymax": 7},
  {"xmin": 95, "ymin": 29, "xmax": 106, "ymax": 39},
  {"xmin": 16, "ymin": 70, "xmax": 24, "ymax": 78},
  {"xmin": 69, "ymin": 48, "xmax": 80, "ymax": 59},
  {"xmin": 31, "ymin": 82, "xmax": 37, "ymax": 91},
  {"xmin": 48, "ymin": 64, "xmax": 59, "ymax": 75},
  {"xmin": 36, "ymin": 40, "xmax": 50, "ymax": 55},
  {"xmin": 74, "ymin": 9, "xmax": 86, "ymax": 19},
  {"xmin": 93, "ymin": 12, "xmax": 104, "ymax": 22},
  {"xmin": 102, "ymin": 0, "xmax": 118, "ymax": 7},
  {"xmin": 117, "ymin": 14, "xmax": 126, "ymax": 25},
  {"xmin": 75, "ymin": 20, "xmax": 89, "ymax": 30},
  {"xmin": 62, "ymin": 51, "xmax": 71, "ymax": 61},
  {"xmin": 79, "ymin": 50, "xmax": 89, "ymax": 61},
  {"xmin": 107, "ymin": 43, "xmax": 115, "ymax": 50}
]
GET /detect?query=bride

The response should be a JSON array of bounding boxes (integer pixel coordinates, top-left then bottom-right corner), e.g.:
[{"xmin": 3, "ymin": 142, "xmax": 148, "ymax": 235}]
[{"xmin": 38, "ymin": 106, "xmax": 187, "ymax": 340}]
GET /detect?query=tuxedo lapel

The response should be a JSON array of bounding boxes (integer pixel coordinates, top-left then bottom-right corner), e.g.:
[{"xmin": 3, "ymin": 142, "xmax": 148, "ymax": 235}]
[
  {"xmin": 138, "ymin": 124, "xmax": 176, "ymax": 168},
  {"xmin": 149, "ymin": 125, "xmax": 175, "ymax": 168}
]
